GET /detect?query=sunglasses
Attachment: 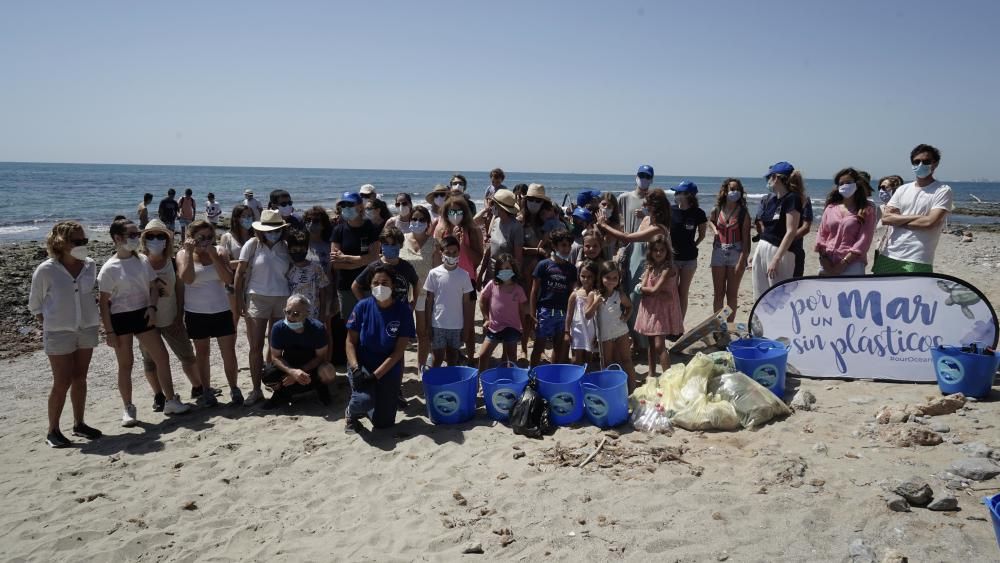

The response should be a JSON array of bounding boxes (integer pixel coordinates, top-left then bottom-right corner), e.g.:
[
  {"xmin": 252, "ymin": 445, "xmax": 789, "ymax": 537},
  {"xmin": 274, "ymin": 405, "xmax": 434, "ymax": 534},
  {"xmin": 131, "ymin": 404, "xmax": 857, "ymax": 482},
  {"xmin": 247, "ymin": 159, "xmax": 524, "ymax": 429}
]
[
  {"xmin": 283, "ymin": 309, "xmax": 305, "ymax": 318},
  {"xmin": 637, "ymin": 173, "xmax": 653, "ymax": 180},
  {"xmin": 70, "ymin": 238, "xmax": 89, "ymax": 246},
  {"xmin": 146, "ymin": 233, "xmax": 168, "ymax": 241},
  {"xmin": 911, "ymin": 158, "xmax": 934, "ymax": 165}
]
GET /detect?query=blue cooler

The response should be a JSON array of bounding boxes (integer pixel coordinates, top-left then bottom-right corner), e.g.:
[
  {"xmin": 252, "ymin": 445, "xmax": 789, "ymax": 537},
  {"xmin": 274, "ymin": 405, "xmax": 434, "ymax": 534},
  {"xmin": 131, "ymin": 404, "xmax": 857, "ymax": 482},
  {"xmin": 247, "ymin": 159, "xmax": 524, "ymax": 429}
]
[
  {"xmin": 728, "ymin": 338, "xmax": 789, "ymax": 398},
  {"xmin": 479, "ymin": 365, "xmax": 529, "ymax": 422},
  {"xmin": 581, "ymin": 364, "xmax": 629, "ymax": 428},
  {"xmin": 988, "ymin": 493, "xmax": 1000, "ymax": 550},
  {"xmin": 931, "ymin": 345, "xmax": 998, "ymax": 399},
  {"xmin": 422, "ymin": 366, "xmax": 479, "ymax": 424},
  {"xmin": 533, "ymin": 364, "xmax": 585, "ymax": 426}
]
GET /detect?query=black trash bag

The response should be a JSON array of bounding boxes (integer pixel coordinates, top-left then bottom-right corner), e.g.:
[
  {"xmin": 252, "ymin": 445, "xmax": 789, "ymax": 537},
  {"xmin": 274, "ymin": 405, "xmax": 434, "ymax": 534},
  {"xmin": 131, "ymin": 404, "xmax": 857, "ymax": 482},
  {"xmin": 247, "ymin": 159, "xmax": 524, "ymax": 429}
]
[{"xmin": 509, "ymin": 377, "xmax": 553, "ymax": 439}]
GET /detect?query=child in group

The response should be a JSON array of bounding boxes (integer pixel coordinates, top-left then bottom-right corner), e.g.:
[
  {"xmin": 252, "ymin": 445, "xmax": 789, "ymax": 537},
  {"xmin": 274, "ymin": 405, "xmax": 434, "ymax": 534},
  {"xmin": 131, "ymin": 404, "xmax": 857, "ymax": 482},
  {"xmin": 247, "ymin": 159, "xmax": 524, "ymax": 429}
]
[
  {"xmin": 634, "ymin": 234, "xmax": 683, "ymax": 375},
  {"xmin": 564, "ymin": 259, "xmax": 599, "ymax": 368},
  {"xmin": 286, "ymin": 229, "xmax": 329, "ymax": 321},
  {"xmin": 529, "ymin": 230, "xmax": 577, "ymax": 366},
  {"xmin": 424, "ymin": 235, "xmax": 474, "ymax": 366},
  {"xmin": 588, "ymin": 260, "xmax": 636, "ymax": 391},
  {"xmin": 476, "ymin": 254, "xmax": 528, "ymax": 371},
  {"xmin": 573, "ymin": 229, "xmax": 606, "ymax": 268},
  {"xmin": 205, "ymin": 192, "xmax": 222, "ymax": 225}
]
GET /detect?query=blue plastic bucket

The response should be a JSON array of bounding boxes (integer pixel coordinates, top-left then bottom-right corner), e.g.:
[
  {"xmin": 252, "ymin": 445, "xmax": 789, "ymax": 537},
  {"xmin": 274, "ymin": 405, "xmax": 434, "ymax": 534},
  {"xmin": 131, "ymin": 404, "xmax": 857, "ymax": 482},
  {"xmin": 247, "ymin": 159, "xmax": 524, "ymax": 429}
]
[
  {"xmin": 728, "ymin": 338, "xmax": 789, "ymax": 398},
  {"xmin": 479, "ymin": 365, "xmax": 529, "ymax": 422},
  {"xmin": 533, "ymin": 364, "xmax": 586, "ymax": 426},
  {"xmin": 421, "ymin": 366, "xmax": 479, "ymax": 424},
  {"xmin": 581, "ymin": 364, "xmax": 629, "ymax": 428},
  {"xmin": 987, "ymin": 493, "xmax": 1000, "ymax": 550},
  {"xmin": 931, "ymin": 346, "xmax": 998, "ymax": 399}
]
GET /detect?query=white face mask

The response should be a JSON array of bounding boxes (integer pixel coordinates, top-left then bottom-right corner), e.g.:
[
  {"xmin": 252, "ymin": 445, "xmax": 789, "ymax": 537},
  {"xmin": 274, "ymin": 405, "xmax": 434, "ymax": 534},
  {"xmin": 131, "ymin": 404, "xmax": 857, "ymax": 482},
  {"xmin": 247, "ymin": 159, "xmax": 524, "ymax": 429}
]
[
  {"xmin": 278, "ymin": 204, "xmax": 294, "ymax": 217},
  {"xmin": 365, "ymin": 209, "xmax": 379, "ymax": 221},
  {"xmin": 123, "ymin": 238, "xmax": 140, "ymax": 252},
  {"xmin": 838, "ymin": 183, "xmax": 858, "ymax": 198},
  {"xmin": 371, "ymin": 285, "xmax": 393, "ymax": 302},
  {"xmin": 442, "ymin": 255, "xmax": 460, "ymax": 268},
  {"xmin": 398, "ymin": 204, "xmax": 411, "ymax": 216},
  {"xmin": 146, "ymin": 239, "xmax": 167, "ymax": 255},
  {"xmin": 433, "ymin": 196, "xmax": 445, "ymax": 207},
  {"xmin": 409, "ymin": 221, "xmax": 427, "ymax": 233},
  {"xmin": 526, "ymin": 201, "xmax": 542, "ymax": 214},
  {"xmin": 70, "ymin": 246, "xmax": 89, "ymax": 260},
  {"xmin": 636, "ymin": 177, "xmax": 652, "ymax": 190}
]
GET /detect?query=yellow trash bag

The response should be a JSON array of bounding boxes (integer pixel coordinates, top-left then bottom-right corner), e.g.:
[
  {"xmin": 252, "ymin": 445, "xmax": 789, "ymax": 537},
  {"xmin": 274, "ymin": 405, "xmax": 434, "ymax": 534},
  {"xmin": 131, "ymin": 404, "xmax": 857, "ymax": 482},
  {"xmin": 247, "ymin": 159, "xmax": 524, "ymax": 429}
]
[
  {"xmin": 708, "ymin": 371, "xmax": 792, "ymax": 429},
  {"xmin": 659, "ymin": 354, "xmax": 740, "ymax": 431}
]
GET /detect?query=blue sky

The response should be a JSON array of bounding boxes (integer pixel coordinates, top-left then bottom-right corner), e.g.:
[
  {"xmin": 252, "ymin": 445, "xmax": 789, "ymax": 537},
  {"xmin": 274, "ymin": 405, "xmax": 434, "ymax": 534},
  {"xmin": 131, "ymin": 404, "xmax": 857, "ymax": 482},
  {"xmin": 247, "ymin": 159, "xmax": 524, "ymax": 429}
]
[{"xmin": 2, "ymin": 0, "xmax": 998, "ymax": 180}]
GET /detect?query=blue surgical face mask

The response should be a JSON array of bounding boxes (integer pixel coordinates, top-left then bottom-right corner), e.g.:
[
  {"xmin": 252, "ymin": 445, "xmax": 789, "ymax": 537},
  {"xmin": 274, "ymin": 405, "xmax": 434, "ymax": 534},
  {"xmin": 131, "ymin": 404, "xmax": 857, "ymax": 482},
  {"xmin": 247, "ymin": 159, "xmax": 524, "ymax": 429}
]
[
  {"xmin": 838, "ymin": 183, "xmax": 858, "ymax": 198},
  {"xmin": 727, "ymin": 190, "xmax": 741, "ymax": 203},
  {"xmin": 285, "ymin": 320, "xmax": 304, "ymax": 330},
  {"xmin": 636, "ymin": 176, "xmax": 652, "ymax": 190},
  {"xmin": 497, "ymin": 269, "xmax": 515, "ymax": 282},
  {"xmin": 878, "ymin": 189, "xmax": 892, "ymax": 204},
  {"xmin": 239, "ymin": 217, "xmax": 254, "ymax": 230},
  {"xmin": 409, "ymin": 221, "xmax": 427, "ymax": 233},
  {"xmin": 341, "ymin": 206, "xmax": 359, "ymax": 221},
  {"xmin": 145, "ymin": 239, "xmax": 166, "ymax": 255},
  {"xmin": 264, "ymin": 231, "xmax": 282, "ymax": 243},
  {"xmin": 381, "ymin": 244, "xmax": 400, "ymax": 259},
  {"xmin": 913, "ymin": 162, "xmax": 933, "ymax": 179}
]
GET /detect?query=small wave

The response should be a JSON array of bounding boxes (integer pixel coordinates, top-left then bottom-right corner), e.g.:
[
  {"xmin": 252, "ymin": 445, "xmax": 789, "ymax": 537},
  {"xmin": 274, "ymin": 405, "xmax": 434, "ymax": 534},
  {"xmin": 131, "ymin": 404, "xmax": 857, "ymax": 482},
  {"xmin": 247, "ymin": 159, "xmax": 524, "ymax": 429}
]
[{"xmin": 0, "ymin": 225, "xmax": 41, "ymax": 235}]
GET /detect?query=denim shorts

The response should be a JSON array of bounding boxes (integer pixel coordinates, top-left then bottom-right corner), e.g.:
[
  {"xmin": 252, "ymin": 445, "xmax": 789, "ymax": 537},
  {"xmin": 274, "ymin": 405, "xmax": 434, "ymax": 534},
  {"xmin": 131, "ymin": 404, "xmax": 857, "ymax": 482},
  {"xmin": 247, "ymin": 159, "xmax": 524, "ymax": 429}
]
[
  {"xmin": 432, "ymin": 327, "xmax": 463, "ymax": 350},
  {"xmin": 710, "ymin": 242, "xmax": 743, "ymax": 268},
  {"xmin": 535, "ymin": 307, "xmax": 566, "ymax": 339},
  {"xmin": 485, "ymin": 327, "xmax": 522, "ymax": 343},
  {"xmin": 674, "ymin": 259, "xmax": 698, "ymax": 270}
]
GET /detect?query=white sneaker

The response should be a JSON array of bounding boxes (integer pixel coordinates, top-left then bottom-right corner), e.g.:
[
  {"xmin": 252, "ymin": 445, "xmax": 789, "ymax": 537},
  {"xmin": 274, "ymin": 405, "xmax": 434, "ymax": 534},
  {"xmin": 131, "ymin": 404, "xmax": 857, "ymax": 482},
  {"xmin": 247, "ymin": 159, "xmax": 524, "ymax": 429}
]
[
  {"xmin": 163, "ymin": 397, "xmax": 191, "ymax": 415},
  {"xmin": 245, "ymin": 389, "xmax": 265, "ymax": 406},
  {"xmin": 121, "ymin": 404, "xmax": 138, "ymax": 427}
]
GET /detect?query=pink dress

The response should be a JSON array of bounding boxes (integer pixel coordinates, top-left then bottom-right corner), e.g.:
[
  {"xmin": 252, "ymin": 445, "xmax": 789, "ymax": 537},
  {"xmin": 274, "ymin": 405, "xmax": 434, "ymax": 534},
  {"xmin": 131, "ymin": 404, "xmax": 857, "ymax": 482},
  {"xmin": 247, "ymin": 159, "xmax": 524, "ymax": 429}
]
[{"xmin": 635, "ymin": 267, "xmax": 684, "ymax": 336}]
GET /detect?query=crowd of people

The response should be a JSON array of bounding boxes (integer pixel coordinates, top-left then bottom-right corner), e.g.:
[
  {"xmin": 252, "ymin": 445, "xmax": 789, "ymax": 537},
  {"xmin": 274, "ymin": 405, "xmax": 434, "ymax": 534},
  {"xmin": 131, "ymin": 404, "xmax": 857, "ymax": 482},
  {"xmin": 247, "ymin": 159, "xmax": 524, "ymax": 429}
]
[{"xmin": 29, "ymin": 144, "xmax": 954, "ymax": 445}]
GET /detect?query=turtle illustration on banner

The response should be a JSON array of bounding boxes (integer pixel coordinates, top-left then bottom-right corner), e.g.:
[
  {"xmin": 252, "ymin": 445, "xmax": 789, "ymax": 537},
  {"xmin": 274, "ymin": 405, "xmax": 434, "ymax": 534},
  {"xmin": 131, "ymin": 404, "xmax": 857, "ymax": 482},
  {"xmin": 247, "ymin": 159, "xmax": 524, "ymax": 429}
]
[{"xmin": 749, "ymin": 273, "xmax": 998, "ymax": 382}]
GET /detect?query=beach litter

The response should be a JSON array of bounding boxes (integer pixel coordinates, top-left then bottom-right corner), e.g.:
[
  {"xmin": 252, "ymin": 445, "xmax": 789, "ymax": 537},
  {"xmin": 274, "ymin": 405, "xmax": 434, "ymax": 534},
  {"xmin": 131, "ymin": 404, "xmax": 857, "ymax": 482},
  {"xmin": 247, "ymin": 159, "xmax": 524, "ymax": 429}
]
[{"xmin": 629, "ymin": 352, "xmax": 790, "ymax": 433}]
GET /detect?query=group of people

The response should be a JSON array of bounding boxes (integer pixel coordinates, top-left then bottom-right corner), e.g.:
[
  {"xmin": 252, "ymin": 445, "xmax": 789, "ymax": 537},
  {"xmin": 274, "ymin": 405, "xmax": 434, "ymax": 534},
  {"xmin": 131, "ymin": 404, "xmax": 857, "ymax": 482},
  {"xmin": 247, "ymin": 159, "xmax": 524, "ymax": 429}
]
[{"xmin": 30, "ymin": 144, "xmax": 953, "ymax": 445}]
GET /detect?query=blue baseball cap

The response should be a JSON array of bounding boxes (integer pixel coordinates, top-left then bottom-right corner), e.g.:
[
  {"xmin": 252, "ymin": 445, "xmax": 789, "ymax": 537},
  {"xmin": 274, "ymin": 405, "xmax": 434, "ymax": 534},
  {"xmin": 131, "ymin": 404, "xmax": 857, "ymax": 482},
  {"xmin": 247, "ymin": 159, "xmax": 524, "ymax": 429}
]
[
  {"xmin": 572, "ymin": 208, "xmax": 595, "ymax": 223},
  {"xmin": 674, "ymin": 180, "xmax": 698, "ymax": 195},
  {"xmin": 637, "ymin": 164, "xmax": 654, "ymax": 177},
  {"xmin": 575, "ymin": 189, "xmax": 601, "ymax": 208},
  {"xmin": 764, "ymin": 161, "xmax": 794, "ymax": 178},
  {"xmin": 339, "ymin": 192, "xmax": 362, "ymax": 206}
]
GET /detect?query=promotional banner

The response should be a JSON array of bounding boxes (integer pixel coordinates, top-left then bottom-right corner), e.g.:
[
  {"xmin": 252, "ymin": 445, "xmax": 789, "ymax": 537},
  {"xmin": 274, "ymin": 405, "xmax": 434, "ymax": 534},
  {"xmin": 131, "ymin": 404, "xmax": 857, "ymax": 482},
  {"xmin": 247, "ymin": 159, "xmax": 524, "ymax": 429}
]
[{"xmin": 749, "ymin": 274, "xmax": 998, "ymax": 382}]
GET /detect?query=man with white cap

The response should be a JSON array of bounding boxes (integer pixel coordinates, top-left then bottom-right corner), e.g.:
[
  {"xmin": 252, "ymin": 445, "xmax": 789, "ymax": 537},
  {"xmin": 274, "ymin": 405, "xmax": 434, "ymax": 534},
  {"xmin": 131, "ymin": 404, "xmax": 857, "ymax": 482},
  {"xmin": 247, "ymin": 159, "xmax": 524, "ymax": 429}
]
[
  {"xmin": 243, "ymin": 189, "xmax": 263, "ymax": 221},
  {"xmin": 359, "ymin": 184, "xmax": 378, "ymax": 202}
]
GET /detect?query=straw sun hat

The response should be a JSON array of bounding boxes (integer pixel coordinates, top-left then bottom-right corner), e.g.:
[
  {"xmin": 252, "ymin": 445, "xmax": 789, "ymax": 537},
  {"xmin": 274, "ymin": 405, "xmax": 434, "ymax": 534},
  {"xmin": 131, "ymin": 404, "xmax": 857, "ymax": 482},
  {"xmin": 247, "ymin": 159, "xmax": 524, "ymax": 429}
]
[
  {"xmin": 252, "ymin": 209, "xmax": 288, "ymax": 232},
  {"xmin": 492, "ymin": 189, "xmax": 518, "ymax": 215},
  {"xmin": 525, "ymin": 183, "xmax": 551, "ymax": 203}
]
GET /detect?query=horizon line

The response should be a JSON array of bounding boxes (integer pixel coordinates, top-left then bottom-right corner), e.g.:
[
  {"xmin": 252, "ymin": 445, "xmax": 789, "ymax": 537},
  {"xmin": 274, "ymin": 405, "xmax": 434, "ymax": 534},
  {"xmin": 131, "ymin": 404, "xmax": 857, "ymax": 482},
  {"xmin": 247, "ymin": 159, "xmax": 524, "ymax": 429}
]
[{"xmin": 0, "ymin": 160, "xmax": 994, "ymax": 184}]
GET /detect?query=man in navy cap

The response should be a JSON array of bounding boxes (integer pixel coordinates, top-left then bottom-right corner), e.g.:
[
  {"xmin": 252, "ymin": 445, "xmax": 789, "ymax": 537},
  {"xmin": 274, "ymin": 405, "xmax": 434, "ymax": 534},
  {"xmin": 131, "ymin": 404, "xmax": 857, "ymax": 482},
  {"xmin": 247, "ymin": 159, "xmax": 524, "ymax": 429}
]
[
  {"xmin": 331, "ymin": 192, "xmax": 381, "ymax": 324},
  {"xmin": 618, "ymin": 164, "xmax": 655, "ymax": 350}
]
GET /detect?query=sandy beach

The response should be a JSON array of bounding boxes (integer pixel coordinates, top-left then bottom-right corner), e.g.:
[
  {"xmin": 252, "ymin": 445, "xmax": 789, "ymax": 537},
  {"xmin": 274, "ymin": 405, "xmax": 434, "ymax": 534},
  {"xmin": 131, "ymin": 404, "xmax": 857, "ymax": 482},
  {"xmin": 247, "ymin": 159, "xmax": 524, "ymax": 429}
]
[{"xmin": 2, "ymin": 229, "xmax": 999, "ymax": 561}]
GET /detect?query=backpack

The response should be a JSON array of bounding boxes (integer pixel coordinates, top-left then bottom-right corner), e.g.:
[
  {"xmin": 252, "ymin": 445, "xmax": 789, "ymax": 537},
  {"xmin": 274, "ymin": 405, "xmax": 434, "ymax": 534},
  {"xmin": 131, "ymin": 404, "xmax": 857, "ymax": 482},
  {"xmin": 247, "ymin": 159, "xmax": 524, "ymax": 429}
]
[{"xmin": 509, "ymin": 376, "xmax": 553, "ymax": 439}]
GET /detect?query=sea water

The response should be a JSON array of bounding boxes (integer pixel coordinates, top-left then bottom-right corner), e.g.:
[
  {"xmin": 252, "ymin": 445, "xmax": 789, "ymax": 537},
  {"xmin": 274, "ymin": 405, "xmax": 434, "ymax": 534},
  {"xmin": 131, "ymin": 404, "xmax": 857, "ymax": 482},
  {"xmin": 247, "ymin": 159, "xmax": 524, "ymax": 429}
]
[{"xmin": 1, "ymin": 162, "xmax": 997, "ymax": 241}]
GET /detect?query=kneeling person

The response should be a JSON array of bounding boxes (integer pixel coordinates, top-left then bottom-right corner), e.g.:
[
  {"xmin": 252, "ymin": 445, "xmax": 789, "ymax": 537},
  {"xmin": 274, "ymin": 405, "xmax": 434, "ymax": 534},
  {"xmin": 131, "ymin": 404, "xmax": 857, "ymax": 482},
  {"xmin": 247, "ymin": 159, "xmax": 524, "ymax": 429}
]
[
  {"xmin": 262, "ymin": 295, "xmax": 336, "ymax": 409},
  {"xmin": 345, "ymin": 264, "xmax": 416, "ymax": 433}
]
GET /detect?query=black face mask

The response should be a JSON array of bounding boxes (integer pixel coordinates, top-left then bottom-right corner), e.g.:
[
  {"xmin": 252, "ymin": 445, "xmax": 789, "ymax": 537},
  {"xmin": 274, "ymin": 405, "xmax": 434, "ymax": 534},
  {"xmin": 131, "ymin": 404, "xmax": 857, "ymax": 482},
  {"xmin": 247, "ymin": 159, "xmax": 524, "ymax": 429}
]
[{"xmin": 289, "ymin": 251, "xmax": 308, "ymax": 262}]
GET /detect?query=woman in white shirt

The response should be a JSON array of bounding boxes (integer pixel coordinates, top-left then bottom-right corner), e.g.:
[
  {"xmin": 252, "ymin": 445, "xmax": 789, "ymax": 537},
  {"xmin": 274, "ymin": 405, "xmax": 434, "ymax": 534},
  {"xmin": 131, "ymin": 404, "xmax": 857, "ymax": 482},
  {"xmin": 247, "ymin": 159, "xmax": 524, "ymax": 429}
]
[
  {"xmin": 220, "ymin": 204, "xmax": 254, "ymax": 327},
  {"xmin": 29, "ymin": 221, "xmax": 102, "ymax": 448},
  {"xmin": 234, "ymin": 209, "xmax": 290, "ymax": 405},
  {"xmin": 99, "ymin": 218, "xmax": 191, "ymax": 428},
  {"xmin": 177, "ymin": 220, "xmax": 242, "ymax": 406}
]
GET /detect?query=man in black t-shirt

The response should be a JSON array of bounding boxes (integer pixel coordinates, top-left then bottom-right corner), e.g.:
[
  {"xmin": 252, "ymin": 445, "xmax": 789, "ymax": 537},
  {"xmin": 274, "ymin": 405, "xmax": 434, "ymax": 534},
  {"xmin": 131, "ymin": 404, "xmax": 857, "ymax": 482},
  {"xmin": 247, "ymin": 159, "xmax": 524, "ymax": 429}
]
[
  {"xmin": 157, "ymin": 188, "xmax": 180, "ymax": 232},
  {"xmin": 330, "ymin": 192, "xmax": 381, "ymax": 319}
]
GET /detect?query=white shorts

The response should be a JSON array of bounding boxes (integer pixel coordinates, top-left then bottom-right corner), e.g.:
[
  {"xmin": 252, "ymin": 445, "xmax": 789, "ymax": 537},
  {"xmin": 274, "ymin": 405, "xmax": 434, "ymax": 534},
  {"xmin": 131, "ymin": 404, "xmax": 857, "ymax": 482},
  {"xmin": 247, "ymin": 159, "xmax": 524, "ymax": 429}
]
[{"xmin": 44, "ymin": 326, "xmax": 99, "ymax": 356}]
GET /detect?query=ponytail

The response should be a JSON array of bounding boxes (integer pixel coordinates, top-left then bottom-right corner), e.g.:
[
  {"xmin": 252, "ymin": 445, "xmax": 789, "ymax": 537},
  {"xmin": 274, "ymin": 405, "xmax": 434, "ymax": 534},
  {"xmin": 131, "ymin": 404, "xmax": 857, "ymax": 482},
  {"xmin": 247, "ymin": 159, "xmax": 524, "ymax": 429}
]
[{"xmin": 786, "ymin": 170, "xmax": 807, "ymax": 208}]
